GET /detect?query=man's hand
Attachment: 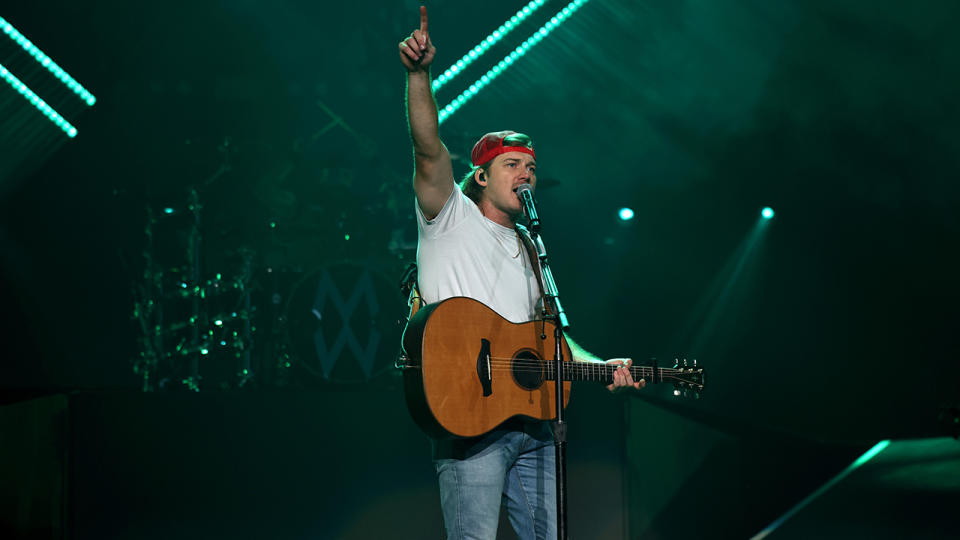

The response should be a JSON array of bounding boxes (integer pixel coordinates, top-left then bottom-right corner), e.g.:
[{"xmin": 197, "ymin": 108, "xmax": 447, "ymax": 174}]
[
  {"xmin": 606, "ymin": 358, "xmax": 646, "ymax": 392},
  {"xmin": 399, "ymin": 6, "xmax": 437, "ymax": 72}
]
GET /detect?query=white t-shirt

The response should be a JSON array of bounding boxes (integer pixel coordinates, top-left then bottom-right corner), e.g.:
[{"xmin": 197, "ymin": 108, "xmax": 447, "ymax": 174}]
[{"xmin": 416, "ymin": 189, "xmax": 542, "ymax": 323}]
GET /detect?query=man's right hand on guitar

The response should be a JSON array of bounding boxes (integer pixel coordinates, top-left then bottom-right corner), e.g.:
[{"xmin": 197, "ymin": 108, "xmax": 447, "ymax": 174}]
[{"xmin": 398, "ymin": 6, "xmax": 436, "ymax": 72}]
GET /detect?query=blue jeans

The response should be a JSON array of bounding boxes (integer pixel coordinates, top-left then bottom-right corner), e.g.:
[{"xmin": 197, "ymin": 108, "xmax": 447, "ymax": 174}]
[{"xmin": 433, "ymin": 421, "xmax": 557, "ymax": 540}]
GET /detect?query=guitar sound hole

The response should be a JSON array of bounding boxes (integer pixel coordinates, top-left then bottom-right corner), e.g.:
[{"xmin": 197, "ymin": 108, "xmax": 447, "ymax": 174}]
[{"xmin": 512, "ymin": 350, "xmax": 544, "ymax": 390}]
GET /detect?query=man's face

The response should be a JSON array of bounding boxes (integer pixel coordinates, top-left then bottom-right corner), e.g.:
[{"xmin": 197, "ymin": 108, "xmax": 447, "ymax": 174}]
[{"xmin": 480, "ymin": 151, "xmax": 537, "ymax": 219}]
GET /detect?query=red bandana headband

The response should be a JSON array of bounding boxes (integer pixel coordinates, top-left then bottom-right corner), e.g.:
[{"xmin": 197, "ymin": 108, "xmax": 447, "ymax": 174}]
[{"xmin": 470, "ymin": 131, "xmax": 536, "ymax": 167}]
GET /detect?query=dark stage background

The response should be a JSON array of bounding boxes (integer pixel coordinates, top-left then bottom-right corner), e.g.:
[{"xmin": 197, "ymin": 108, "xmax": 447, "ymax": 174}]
[{"xmin": 1, "ymin": 0, "xmax": 958, "ymax": 538}]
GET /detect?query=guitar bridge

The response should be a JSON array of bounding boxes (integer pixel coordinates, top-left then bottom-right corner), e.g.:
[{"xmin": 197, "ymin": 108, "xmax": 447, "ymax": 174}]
[{"xmin": 476, "ymin": 339, "xmax": 493, "ymax": 396}]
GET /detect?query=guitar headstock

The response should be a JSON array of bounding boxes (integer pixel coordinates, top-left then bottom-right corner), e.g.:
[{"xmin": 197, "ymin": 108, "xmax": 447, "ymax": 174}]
[{"xmin": 667, "ymin": 358, "xmax": 705, "ymax": 399}]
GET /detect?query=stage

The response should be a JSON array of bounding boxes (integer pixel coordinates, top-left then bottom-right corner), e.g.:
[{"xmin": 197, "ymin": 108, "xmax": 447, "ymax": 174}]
[{"xmin": 2, "ymin": 0, "xmax": 958, "ymax": 537}]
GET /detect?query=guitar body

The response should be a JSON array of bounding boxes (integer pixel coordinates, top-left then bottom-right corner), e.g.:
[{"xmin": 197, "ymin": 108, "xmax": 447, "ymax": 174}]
[{"xmin": 402, "ymin": 297, "xmax": 572, "ymax": 438}]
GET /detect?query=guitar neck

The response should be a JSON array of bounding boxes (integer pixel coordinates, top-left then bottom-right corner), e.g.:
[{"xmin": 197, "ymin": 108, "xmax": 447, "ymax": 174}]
[{"xmin": 548, "ymin": 361, "xmax": 687, "ymax": 385}]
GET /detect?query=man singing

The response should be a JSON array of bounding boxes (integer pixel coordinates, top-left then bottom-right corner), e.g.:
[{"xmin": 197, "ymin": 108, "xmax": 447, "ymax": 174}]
[{"xmin": 399, "ymin": 6, "xmax": 644, "ymax": 539}]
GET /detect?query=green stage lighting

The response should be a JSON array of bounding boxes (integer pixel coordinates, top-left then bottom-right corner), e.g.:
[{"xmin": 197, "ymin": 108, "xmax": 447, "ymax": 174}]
[
  {"xmin": 0, "ymin": 16, "xmax": 96, "ymax": 106},
  {"xmin": 752, "ymin": 440, "xmax": 890, "ymax": 540},
  {"xmin": 618, "ymin": 207, "xmax": 635, "ymax": 221},
  {"xmin": 438, "ymin": 0, "xmax": 591, "ymax": 124},
  {"xmin": 761, "ymin": 207, "xmax": 775, "ymax": 219},
  {"xmin": 1, "ymin": 63, "xmax": 77, "ymax": 137},
  {"xmin": 432, "ymin": 0, "xmax": 547, "ymax": 93}
]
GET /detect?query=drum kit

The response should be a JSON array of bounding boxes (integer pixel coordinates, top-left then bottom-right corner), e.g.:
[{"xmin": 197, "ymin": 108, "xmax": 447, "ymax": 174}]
[{"xmin": 131, "ymin": 132, "xmax": 413, "ymax": 392}]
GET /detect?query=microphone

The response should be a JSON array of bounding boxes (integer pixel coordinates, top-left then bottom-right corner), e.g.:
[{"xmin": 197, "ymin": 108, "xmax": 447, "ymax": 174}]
[{"xmin": 515, "ymin": 183, "xmax": 540, "ymax": 233}]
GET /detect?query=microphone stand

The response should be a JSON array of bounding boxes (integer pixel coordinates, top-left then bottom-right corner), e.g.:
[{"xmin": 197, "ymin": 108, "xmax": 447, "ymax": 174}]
[{"xmin": 529, "ymin": 223, "xmax": 571, "ymax": 540}]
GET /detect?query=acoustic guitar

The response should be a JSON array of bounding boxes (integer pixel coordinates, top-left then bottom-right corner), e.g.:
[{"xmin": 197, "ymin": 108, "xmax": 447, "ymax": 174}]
[{"xmin": 399, "ymin": 297, "xmax": 705, "ymax": 438}]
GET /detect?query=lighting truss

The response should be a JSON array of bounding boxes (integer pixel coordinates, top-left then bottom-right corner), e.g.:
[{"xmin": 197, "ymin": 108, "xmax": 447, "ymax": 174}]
[
  {"xmin": 438, "ymin": 0, "xmax": 590, "ymax": 125},
  {"xmin": 432, "ymin": 0, "xmax": 547, "ymax": 93}
]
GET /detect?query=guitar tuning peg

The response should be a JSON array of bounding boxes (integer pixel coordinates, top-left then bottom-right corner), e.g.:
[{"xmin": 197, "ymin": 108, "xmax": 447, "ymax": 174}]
[
  {"xmin": 683, "ymin": 358, "xmax": 688, "ymax": 367},
  {"xmin": 673, "ymin": 389, "xmax": 681, "ymax": 397},
  {"xmin": 693, "ymin": 358, "xmax": 697, "ymax": 367}
]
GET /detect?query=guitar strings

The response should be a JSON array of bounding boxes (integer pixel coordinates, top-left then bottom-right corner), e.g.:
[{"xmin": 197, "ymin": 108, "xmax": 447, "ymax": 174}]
[
  {"xmin": 473, "ymin": 363, "xmax": 688, "ymax": 376},
  {"xmin": 481, "ymin": 356, "xmax": 687, "ymax": 368},
  {"xmin": 481, "ymin": 356, "xmax": 694, "ymax": 369},
  {"xmin": 470, "ymin": 364, "xmax": 666, "ymax": 375},
  {"xmin": 451, "ymin": 366, "xmax": 697, "ymax": 384},
  {"xmin": 477, "ymin": 357, "xmax": 691, "ymax": 374},
  {"xmin": 470, "ymin": 366, "xmax": 688, "ymax": 377},
  {"xmin": 478, "ymin": 367, "xmax": 666, "ymax": 377},
  {"xmin": 439, "ymin": 357, "xmax": 699, "ymax": 383}
]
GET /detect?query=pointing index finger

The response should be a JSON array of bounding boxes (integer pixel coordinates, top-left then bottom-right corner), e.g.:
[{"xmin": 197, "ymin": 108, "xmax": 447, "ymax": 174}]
[{"xmin": 420, "ymin": 5, "xmax": 428, "ymax": 34}]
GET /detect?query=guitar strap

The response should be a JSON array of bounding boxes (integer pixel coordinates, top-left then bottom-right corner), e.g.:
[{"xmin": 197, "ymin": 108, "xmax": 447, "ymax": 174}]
[
  {"xmin": 516, "ymin": 224, "xmax": 552, "ymax": 319},
  {"xmin": 398, "ymin": 261, "xmax": 423, "ymax": 320}
]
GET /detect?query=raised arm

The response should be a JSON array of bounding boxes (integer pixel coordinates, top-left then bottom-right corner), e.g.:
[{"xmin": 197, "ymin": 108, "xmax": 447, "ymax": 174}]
[{"xmin": 399, "ymin": 6, "xmax": 454, "ymax": 220}]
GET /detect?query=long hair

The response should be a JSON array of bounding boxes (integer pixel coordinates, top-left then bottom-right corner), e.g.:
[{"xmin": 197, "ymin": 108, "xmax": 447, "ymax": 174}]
[{"xmin": 458, "ymin": 132, "xmax": 534, "ymax": 205}]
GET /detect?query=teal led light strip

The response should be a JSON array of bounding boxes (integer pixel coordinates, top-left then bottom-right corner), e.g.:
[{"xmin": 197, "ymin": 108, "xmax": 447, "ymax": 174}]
[
  {"xmin": 0, "ymin": 16, "xmax": 96, "ymax": 106},
  {"xmin": 1, "ymin": 63, "xmax": 78, "ymax": 137},
  {"xmin": 432, "ymin": 0, "xmax": 547, "ymax": 92},
  {"xmin": 438, "ymin": 0, "xmax": 589, "ymax": 125}
]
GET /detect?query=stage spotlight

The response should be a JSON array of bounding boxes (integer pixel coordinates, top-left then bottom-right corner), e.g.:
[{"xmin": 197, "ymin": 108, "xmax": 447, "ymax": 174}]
[
  {"xmin": 761, "ymin": 207, "xmax": 775, "ymax": 219},
  {"xmin": 618, "ymin": 207, "xmax": 635, "ymax": 221}
]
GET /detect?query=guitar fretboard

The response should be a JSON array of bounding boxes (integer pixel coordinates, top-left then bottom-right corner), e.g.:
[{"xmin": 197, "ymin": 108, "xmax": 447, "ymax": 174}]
[{"xmin": 541, "ymin": 361, "xmax": 700, "ymax": 386}]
